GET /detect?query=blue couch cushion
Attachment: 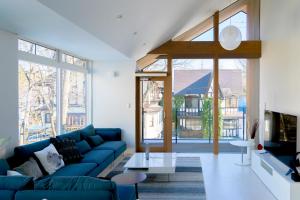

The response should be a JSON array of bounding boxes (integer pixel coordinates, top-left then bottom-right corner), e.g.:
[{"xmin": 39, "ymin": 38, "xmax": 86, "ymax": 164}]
[
  {"xmin": 40, "ymin": 176, "xmax": 116, "ymax": 191},
  {"xmin": 81, "ymin": 124, "xmax": 96, "ymax": 138},
  {"xmin": 117, "ymin": 185, "xmax": 136, "ymax": 200},
  {"xmin": 87, "ymin": 135, "xmax": 104, "ymax": 147},
  {"xmin": 94, "ymin": 141, "xmax": 126, "ymax": 158},
  {"xmin": 0, "ymin": 190, "xmax": 15, "ymax": 200},
  {"xmin": 15, "ymin": 191, "xmax": 113, "ymax": 200},
  {"xmin": 57, "ymin": 130, "xmax": 81, "ymax": 142},
  {"xmin": 51, "ymin": 163, "xmax": 97, "ymax": 177},
  {"xmin": 86, "ymin": 158, "xmax": 113, "ymax": 177},
  {"xmin": 0, "ymin": 176, "xmax": 33, "ymax": 190},
  {"xmin": 81, "ymin": 150, "xmax": 114, "ymax": 165},
  {"xmin": 95, "ymin": 128, "xmax": 121, "ymax": 141},
  {"xmin": 0, "ymin": 159, "xmax": 10, "ymax": 175},
  {"xmin": 76, "ymin": 140, "xmax": 92, "ymax": 154},
  {"xmin": 14, "ymin": 139, "xmax": 50, "ymax": 166},
  {"xmin": 33, "ymin": 176, "xmax": 118, "ymax": 200},
  {"xmin": 50, "ymin": 137, "xmax": 83, "ymax": 164}
]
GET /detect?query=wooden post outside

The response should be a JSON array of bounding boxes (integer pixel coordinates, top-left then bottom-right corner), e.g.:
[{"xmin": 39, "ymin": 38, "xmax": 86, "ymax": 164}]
[
  {"xmin": 213, "ymin": 11, "xmax": 219, "ymax": 155},
  {"xmin": 213, "ymin": 58, "xmax": 219, "ymax": 155},
  {"xmin": 246, "ymin": 0, "xmax": 260, "ymax": 145},
  {"xmin": 164, "ymin": 56, "xmax": 173, "ymax": 152}
]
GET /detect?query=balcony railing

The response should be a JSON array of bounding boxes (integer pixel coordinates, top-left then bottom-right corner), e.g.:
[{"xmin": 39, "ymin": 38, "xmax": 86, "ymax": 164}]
[
  {"xmin": 173, "ymin": 106, "xmax": 246, "ymax": 143},
  {"xmin": 177, "ymin": 108, "xmax": 203, "ymax": 118}
]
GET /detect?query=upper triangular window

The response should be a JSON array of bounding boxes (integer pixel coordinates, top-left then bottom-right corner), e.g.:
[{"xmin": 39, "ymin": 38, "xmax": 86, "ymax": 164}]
[
  {"xmin": 192, "ymin": 11, "xmax": 247, "ymax": 41},
  {"xmin": 143, "ymin": 59, "xmax": 167, "ymax": 72}
]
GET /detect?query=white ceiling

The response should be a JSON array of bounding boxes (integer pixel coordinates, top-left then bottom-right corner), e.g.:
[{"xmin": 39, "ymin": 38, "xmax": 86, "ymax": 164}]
[{"xmin": 0, "ymin": 0, "xmax": 231, "ymax": 61}]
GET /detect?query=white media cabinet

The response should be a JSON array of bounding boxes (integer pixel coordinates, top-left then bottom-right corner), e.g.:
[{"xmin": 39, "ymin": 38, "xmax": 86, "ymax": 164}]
[{"xmin": 251, "ymin": 150, "xmax": 300, "ymax": 200}]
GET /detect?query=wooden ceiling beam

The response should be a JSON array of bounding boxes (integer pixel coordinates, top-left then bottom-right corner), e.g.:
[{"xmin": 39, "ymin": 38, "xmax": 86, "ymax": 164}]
[
  {"xmin": 148, "ymin": 40, "xmax": 261, "ymax": 59},
  {"xmin": 136, "ymin": 54, "xmax": 160, "ymax": 70}
]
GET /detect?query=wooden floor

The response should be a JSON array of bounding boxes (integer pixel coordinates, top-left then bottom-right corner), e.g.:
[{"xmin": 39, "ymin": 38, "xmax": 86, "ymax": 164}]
[{"xmin": 196, "ymin": 153, "xmax": 275, "ymax": 200}]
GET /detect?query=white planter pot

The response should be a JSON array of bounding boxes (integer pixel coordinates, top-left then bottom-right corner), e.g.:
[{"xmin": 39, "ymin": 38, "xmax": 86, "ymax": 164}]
[{"xmin": 246, "ymin": 139, "xmax": 255, "ymax": 161}]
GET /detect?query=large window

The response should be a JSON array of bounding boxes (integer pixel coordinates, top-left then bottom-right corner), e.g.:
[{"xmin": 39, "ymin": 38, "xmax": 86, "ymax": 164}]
[
  {"xmin": 18, "ymin": 39, "xmax": 56, "ymax": 59},
  {"xmin": 61, "ymin": 53, "xmax": 87, "ymax": 67},
  {"xmin": 62, "ymin": 70, "xmax": 87, "ymax": 133},
  {"xmin": 19, "ymin": 61, "xmax": 57, "ymax": 144},
  {"xmin": 18, "ymin": 39, "xmax": 89, "ymax": 145}
]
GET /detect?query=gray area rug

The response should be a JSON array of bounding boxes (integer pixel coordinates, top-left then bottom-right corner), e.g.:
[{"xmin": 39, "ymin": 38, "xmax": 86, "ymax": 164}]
[{"xmin": 106, "ymin": 156, "xmax": 206, "ymax": 200}]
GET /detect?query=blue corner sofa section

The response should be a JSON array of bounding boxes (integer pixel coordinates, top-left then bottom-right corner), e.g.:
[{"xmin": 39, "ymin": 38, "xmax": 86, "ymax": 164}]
[{"xmin": 0, "ymin": 127, "xmax": 134, "ymax": 200}]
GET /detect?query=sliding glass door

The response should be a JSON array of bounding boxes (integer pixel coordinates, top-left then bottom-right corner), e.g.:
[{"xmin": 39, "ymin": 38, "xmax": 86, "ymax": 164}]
[{"xmin": 137, "ymin": 77, "xmax": 168, "ymax": 152}]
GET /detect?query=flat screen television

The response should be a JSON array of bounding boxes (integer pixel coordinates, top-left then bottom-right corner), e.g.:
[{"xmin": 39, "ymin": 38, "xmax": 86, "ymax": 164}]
[{"xmin": 264, "ymin": 110, "xmax": 297, "ymax": 167}]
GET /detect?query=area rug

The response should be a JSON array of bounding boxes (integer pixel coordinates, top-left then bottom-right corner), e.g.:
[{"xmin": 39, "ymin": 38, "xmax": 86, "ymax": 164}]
[{"xmin": 106, "ymin": 156, "xmax": 206, "ymax": 200}]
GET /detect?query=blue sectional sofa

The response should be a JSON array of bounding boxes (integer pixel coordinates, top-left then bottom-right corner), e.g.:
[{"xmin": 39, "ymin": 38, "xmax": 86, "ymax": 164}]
[{"xmin": 0, "ymin": 126, "xmax": 135, "ymax": 200}]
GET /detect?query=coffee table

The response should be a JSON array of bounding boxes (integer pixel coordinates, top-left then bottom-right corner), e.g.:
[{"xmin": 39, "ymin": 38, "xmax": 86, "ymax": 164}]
[
  {"xmin": 111, "ymin": 172, "xmax": 147, "ymax": 199},
  {"xmin": 124, "ymin": 153, "xmax": 176, "ymax": 174}
]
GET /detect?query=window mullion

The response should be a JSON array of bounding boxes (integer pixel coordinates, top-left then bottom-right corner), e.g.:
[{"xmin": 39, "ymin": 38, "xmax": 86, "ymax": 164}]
[
  {"xmin": 56, "ymin": 50, "xmax": 63, "ymax": 135},
  {"xmin": 86, "ymin": 61, "xmax": 92, "ymax": 124}
]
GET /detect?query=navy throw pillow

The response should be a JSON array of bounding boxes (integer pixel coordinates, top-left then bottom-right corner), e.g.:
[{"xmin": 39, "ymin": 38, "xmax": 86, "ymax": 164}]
[
  {"xmin": 87, "ymin": 135, "xmax": 104, "ymax": 147},
  {"xmin": 50, "ymin": 137, "xmax": 83, "ymax": 164},
  {"xmin": 76, "ymin": 140, "xmax": 92, "ymax": 154}
]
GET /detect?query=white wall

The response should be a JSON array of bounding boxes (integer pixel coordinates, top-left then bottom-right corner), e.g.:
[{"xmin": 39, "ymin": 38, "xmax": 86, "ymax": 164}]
[
  {"xmin": 260, "ymin": 0, "xmax": 300, "ymax": 150},
  {"xmin": 0, "ymin": 30, "xmax": 18, "ymax": 158},
  {"xmin": 92, "ymin": 60, "xmax": 136, "ymax": 151}
]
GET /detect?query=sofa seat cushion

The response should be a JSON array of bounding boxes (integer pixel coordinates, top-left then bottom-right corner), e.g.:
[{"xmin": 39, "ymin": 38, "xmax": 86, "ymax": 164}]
[
  {"xmin": 0, "ymin": 159, "xmax": 10, "ymax": 175},
  {"xmin": 81, "ymin": 150, "xmax": 114, "ymax": 165},
  {"xmin": 94, "ymin": 141, "xmax": 126, "ymax": 158},
  {"xmin": 0, "ymin": 190, "xmax": 15, "ymax": 200},
  {"xmin": 51, "ymin": 163, "xmax": 97, "ymax": 177},
  {"xmin": 117, "ymin": 185, "xmax": 136, "ymax": 200}
]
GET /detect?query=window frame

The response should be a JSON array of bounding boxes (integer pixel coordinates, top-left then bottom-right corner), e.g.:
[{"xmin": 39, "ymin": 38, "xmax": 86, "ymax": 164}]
[{"xmin": 18, "ymin": 38, "xmax": 92, "ymax": 143}]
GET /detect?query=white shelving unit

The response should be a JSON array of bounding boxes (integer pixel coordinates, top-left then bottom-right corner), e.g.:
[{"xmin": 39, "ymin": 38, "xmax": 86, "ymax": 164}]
[{"xmin": 251, "ymin": 150, "xmax": 300, "ymax": 200}]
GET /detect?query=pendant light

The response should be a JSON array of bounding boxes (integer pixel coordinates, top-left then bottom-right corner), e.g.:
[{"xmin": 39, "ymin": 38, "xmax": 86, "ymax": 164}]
[{"xmin": 219, "ymin": 0, "xmax": 242, "ymax": 50}]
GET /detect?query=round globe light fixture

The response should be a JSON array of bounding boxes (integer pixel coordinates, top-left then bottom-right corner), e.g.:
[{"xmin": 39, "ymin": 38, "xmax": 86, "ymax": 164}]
[{"xmin": 219, "ymin": 25, "xmax": 242, "ymax": 50}]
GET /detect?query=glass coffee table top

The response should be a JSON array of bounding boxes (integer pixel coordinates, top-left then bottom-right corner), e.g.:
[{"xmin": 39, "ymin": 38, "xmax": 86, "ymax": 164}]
[{"xmin": 124, "ymin": 153, "xmax": 177, "ymax": 174}]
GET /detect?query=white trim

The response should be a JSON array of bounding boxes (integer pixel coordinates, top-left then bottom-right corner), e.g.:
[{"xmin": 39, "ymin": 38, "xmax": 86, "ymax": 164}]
[
  {"xmin": 87, "ymin": 61, "xmax": 93, "ymax": 124},
  {"xmin": 18, "ymin": 37, "xmax": 58, "ymax": 53},
  {"xmin": 57, "ymin": 62, "xmax": 87, "ymax": 73},
  {"xmin": 18, "ymin": 51, "xmax": 88, "ymax": 73},
  {"xmin": 18, "ymin": 37, "xmax": 88, "ymax": 63},
  {"xmin": 18, "ymin": 51, "xmax": 57, "ymax": 67},
  {"xmin": 56, "ymin": 68, "xmax": 62, "ymax": 134}
]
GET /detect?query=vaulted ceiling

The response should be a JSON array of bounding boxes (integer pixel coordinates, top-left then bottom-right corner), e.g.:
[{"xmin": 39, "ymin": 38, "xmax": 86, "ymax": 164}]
[{"xmin": 0, "ymin": 0, "xmax": 233, "ymax": 61}]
